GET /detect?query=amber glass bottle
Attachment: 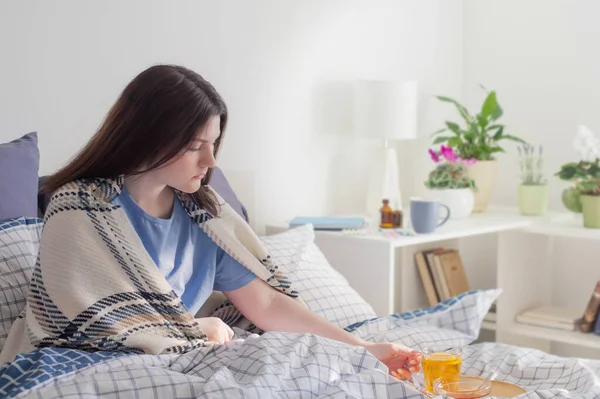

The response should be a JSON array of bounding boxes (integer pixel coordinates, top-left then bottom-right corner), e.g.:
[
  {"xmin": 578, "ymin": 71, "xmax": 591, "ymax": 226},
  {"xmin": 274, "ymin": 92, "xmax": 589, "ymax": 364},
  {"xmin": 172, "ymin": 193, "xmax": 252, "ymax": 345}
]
[{"xmin": 380, "ymin": 199, "xmax": 393, "ymax": 228}]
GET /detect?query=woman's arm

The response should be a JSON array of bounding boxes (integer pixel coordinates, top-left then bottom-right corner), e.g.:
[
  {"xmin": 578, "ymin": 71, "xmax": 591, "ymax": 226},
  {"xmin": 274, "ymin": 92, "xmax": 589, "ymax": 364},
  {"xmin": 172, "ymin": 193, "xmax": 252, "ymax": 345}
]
[
  {"xmin": 224, "ymin": 278, "xmax": 420, "ymax": 379},
  {"xmin": 225, "ymin": 278, "xmax": 366, "ymax": 346}
]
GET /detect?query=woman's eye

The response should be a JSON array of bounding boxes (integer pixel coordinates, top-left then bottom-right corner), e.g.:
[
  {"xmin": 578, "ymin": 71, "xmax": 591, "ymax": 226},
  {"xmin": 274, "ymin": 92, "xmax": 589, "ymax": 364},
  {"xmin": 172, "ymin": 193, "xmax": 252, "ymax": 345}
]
[{"xmin": 188, "ymin": 146, "xmax": 202, "ymax": 152}]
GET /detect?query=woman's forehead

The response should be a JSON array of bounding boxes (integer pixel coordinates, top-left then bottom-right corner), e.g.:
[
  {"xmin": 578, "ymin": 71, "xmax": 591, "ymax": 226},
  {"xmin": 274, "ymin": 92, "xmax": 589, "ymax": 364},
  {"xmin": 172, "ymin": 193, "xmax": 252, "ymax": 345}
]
[{"xmin": 194, "ymin": 116, "xmax": 221, "ymax": 141}]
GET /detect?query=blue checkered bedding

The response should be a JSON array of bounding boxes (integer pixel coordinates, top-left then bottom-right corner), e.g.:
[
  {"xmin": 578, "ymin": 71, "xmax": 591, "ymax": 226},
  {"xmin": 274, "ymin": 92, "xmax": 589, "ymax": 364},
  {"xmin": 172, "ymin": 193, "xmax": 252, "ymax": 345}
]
[{"xmin": 1, "ymin": 290, "xmax": 599, "ymax": 398}]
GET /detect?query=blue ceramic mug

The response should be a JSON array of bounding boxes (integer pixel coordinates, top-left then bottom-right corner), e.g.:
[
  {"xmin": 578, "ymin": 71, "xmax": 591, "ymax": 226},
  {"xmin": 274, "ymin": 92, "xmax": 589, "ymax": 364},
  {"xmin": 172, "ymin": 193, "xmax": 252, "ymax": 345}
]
[{"xmin": 410, "ymin": 198, "xmax": 451, "ymax": 234}]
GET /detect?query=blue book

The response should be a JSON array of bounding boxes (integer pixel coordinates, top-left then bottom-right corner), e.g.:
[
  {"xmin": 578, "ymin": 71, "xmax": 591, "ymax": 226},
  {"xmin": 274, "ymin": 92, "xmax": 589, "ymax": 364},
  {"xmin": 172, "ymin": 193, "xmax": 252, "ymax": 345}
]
[{"xmin": 289, "ymin": 216, "xmax": 366, "ymax": 231}]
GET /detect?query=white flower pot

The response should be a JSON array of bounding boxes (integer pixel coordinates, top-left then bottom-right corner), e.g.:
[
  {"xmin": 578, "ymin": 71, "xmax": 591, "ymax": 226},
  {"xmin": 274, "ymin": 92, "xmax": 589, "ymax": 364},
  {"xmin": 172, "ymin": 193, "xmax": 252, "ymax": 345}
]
[
  {"xmin": 424, "ymin": 188, "xmax": 475, "ymax": 219},
  {"xmin": 466, "ymin": 160, "xmax": 497, "ymax": 212}
]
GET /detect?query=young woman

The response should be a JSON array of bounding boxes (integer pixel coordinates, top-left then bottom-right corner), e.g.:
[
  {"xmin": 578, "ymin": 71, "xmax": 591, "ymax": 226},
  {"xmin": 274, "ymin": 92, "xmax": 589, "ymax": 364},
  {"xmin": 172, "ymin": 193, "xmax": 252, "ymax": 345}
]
[{"xmin": 33, "ymin": 65, "xmax": 420, "ymax": 379}]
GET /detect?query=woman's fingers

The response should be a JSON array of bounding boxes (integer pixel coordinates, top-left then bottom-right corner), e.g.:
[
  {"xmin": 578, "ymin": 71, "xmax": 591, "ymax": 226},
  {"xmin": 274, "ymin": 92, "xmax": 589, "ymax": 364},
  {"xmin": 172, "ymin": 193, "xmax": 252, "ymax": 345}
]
[{"xmin": 395, "ymin": 368, "xmax": 412, "ymax": 380}]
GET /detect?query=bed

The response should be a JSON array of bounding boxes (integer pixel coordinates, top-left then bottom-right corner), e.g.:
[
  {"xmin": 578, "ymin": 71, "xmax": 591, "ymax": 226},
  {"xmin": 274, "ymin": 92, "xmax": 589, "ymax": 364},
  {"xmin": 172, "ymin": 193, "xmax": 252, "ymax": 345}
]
[{"xmin": 0, "ymin": 132, "xmax": 599, "ymax": 398}]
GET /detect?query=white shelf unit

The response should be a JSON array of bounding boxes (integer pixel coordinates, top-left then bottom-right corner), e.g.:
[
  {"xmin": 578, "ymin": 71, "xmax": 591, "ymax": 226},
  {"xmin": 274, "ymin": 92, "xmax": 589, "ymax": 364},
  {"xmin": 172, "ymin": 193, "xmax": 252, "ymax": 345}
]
[
  {"xmin": 275, "ymin": 207, "xmax": 600, "ymax": 358},
  {"xmin": 505, "ymin": 323, "xmax": 600, "ymax": 350},
  {"xmin": 496, "ymin": 211, "xmax": 600, "ymax": 357},
  {"xmin": 481, "ymin": 321, "xmax": 497, "ymax": 331},
  {"xmin": 307, "ymin": 209, "xmax": 532, "ymax": 317}
]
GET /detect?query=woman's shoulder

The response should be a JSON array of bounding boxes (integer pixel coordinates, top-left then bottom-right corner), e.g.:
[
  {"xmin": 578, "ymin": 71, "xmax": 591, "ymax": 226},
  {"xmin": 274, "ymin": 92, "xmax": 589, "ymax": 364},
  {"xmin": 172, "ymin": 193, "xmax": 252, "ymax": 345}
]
[{"xmin": 46, "ymin": 177, "xmax": 121, "ymax": 209}]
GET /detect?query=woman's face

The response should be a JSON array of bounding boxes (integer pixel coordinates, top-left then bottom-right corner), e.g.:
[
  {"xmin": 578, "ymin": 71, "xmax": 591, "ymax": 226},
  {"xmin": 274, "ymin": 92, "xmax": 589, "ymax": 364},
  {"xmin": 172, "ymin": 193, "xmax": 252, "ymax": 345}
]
[{"xmin": 152, "ymin": 116, "xmax": 221, "ymax": 193}]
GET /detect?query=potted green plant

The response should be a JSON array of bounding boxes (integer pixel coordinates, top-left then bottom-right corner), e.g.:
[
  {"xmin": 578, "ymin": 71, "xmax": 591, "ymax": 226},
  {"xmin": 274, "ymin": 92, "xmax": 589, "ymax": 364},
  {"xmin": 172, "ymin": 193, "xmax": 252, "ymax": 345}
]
[
  {"xmin": 431, "ymin": 86, "xmax": 527, "ymax": 212},
  {"xmin": 424, "ymin": 145, "xmax": 477, "ymax": 219},
  {"xmin": 555, "ymin": 125, "xmax": 600, "ymax": 228},
  {"xmin": 517, "ymin": 144, "xmax": 547, "ymax": 216}
]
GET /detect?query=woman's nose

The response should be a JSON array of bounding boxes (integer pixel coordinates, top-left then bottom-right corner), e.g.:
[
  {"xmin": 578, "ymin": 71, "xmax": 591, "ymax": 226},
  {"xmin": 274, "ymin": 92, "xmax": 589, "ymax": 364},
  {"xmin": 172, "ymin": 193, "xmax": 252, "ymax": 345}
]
[{"xmin": 200, "ymin": 150, "xmax": 216, "ymax": 167}]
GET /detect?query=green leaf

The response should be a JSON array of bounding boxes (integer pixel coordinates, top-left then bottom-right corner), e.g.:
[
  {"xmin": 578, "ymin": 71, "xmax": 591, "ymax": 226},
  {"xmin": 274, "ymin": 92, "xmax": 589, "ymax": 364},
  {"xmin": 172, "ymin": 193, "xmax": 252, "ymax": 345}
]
[
  {"xmin": 463, "ymin": 129, "xmax": 476, "ymax": 143},
  {"xmin": 491, "ymin": 103, "xmax": 503, "ymax": 120},
  {"xmin": 445, "ymin": 122, "xmax": 461, "ymax": 134},
  {"xmin": 556, "ymin": 165, "xmax": 578, "ymax": 180},
  {"xmin": 433, "ymin": 136, "xmax": 453, "ymax": 144},
  {"xmin": 581, "ymin": 181, "xmax": 599, "ymax": 192},
  {"xmin": 448, "ymin": 137, "xmax": 462, "ymax": 148},
  {"xmin": 481, "ymin": 91, "xmax": 498, "ymax": 119},
  {"xmin": 488, "ymin": 146, "xmax": 504, "ymax": 154},
  {"xmin": 587, "ymin": 162, "xmax": 600, "ymax": 178},
  {"xmin": 436, "ymin": 96, "xmax": 472, "ymax": 123},
  {"xmin": 492, "ymin": 126, "xmax": 504, "ymax": 140},
  {"xmin": 476, "ymin": 114, "xmax": 489, "ymax": 129},
  {"xmin": 499, "ymin": 134, "xmax": 527, "ymax": 144},
  {"xmin": 431, "ymin": 127, "xmax": 448, "ymax": 137}
]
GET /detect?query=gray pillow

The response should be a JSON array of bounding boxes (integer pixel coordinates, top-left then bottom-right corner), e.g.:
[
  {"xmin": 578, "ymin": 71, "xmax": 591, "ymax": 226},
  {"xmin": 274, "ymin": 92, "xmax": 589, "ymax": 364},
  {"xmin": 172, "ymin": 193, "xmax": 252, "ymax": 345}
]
[
  {"xmin": 0, "ymin": 132, "xmax": 40, "ymax": 221},
  {"xmin": 38, "ymin": 166, "xmax": 249, "ymax": 222}
]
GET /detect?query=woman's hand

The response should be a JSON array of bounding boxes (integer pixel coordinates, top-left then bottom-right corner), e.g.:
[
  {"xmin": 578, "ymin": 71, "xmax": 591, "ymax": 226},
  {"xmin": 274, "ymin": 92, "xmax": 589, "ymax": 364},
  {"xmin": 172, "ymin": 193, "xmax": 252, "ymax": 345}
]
[
  {"xmin": 195, "ymin": 317, "xmax": 234, "ymax": 344},
  {"xmin": 362, "ymin": 341, "xmax": 421, "ymax": 380}
]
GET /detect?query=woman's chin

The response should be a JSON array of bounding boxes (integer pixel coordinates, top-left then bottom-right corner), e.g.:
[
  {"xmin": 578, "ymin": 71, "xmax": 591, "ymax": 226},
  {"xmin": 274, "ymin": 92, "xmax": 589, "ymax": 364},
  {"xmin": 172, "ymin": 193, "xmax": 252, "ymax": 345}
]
[{"xmin": 172, "ymin": 180, "xmax": 202, "ymax": 194}]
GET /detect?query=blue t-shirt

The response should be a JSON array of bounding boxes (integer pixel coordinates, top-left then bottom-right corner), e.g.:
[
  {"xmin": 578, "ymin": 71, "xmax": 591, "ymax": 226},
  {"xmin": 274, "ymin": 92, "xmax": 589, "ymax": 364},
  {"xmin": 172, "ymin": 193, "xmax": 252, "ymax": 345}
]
[{"xmin": 112, "ymin": 186, "xmax": 256, "ymax": 315}]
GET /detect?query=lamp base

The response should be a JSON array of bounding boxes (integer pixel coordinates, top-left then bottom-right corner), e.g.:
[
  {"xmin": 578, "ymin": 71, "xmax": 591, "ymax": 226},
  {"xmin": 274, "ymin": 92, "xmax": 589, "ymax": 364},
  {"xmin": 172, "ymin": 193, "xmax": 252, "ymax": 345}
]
[{"xmin": 365, "ymin": 147, "xmax": 402, "ymax": 219}]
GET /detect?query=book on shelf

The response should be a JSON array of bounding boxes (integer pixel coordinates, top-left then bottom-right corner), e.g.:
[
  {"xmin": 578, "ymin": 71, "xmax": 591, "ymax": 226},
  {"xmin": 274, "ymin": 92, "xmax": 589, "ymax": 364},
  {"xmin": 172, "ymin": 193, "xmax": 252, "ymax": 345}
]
[
  {"xmin": 577, "ymin": 281, "xmax": 600, "ymax": 333},
  {"xmin": 516, "ymin": 306, "xmax": 581, "ymax": 331},
  {"xmin": 415, "ymin": 247, "xmax": 471, "ymax": 307}
]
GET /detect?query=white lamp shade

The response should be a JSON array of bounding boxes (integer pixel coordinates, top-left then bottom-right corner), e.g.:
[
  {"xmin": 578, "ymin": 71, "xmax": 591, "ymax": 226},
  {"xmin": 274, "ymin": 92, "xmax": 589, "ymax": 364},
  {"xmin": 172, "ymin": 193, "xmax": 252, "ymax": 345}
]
[{"xmin": 353, "ymin": 80, "xmax": 417, "ymax": 141}]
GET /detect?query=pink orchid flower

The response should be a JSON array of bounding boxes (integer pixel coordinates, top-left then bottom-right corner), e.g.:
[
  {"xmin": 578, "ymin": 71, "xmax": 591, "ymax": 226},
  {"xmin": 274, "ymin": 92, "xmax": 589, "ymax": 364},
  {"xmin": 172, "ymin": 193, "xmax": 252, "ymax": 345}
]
[
  {"xmin": 428, "ymin": 149, "xmax": 440, "ymax": 163},
  {"xmin": 440, "ymin": 145, "xmax": 458, "ymax": 163}
]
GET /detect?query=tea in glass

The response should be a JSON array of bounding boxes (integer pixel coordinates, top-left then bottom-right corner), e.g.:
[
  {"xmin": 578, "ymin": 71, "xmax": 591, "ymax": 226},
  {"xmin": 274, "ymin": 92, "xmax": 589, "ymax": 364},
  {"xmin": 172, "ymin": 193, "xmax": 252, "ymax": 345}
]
[{"xmin": 421, "ymin": 346, "xmax": 462, "ymax": 394}]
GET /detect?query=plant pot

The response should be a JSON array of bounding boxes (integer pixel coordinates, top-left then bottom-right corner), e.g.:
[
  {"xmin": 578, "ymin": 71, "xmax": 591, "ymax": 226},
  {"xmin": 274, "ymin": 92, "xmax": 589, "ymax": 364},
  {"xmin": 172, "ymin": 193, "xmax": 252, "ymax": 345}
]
[
  {"xmin": 518, "ymin": 184, "xmax": 548, "ymax": 216},
  {"xmin": 581, "ymin": 195, "xmax": 600, "ymax": 228},
  {"xmin": 424, "ymin": 188, "xmax": 474, "ymax": 219},
  {"xmin": 466, "ymin": 160, "xmax": 497, "ymax": 213}
]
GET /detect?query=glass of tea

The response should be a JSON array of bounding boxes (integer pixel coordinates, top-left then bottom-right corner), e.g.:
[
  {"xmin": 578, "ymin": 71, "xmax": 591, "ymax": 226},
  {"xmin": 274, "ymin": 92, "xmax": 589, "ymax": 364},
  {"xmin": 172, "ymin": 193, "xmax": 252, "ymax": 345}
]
[{"xmin": 421, "ymin": 345, "xmax": 462, "ymax": 395}]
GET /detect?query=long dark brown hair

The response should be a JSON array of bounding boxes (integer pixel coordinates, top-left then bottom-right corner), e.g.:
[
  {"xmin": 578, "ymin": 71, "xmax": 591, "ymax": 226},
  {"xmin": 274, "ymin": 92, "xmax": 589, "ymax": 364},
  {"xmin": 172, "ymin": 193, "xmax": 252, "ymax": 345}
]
[{"xmin": 42, "ymin": 64, "xmax": 228, "ymax": 216}]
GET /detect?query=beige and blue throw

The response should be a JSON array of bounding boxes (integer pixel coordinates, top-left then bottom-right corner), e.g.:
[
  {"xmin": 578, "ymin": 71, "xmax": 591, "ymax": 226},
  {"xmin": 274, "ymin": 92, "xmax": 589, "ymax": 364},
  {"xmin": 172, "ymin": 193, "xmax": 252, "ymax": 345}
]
[{"xmin": 0, "ymin": 176, "xmax": 302, "ymax": 363}]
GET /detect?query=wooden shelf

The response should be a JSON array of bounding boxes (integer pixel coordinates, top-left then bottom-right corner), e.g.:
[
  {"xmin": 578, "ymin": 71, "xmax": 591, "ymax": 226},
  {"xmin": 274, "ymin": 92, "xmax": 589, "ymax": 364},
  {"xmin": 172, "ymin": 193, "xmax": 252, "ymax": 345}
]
[{"xmin": 504, "ymin": 322, "xmax": 600, "ymax": 349}]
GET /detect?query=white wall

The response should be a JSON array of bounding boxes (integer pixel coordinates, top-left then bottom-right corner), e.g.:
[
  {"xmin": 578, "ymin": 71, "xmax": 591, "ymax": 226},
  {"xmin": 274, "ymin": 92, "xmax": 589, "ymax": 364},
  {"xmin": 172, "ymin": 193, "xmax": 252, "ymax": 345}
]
[
  {"xmin": 0, "ymin": 0, "xmax": 464, "ymax": 232},
  {"xmin": 463, "ymin": 0, "xmax": 600, "ymax": 210}
]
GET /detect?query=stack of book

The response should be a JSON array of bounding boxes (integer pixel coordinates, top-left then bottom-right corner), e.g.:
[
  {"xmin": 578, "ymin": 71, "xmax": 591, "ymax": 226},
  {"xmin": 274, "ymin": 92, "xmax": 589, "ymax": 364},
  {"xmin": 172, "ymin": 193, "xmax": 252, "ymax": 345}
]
[
  {"xmin": 516, "ymin": 281, "xmax": 600, "ymax": 333},
  {"xmin": 516, "ymin": 306, "xmax": 581, "ymax": 331},
  {"xmin": 415, "ymin": 248, "xmax": 471, "ymax": 306}
]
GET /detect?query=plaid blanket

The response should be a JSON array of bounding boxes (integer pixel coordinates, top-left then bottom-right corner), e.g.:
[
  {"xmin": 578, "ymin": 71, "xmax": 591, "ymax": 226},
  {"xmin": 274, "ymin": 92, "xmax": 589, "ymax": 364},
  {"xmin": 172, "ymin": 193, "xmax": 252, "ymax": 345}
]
[
  {"xmin": 0, "ymin": 177, "xmax": 303, "ymax": 364},
  {"xmin": 1, "ymin": 290, "xmax": 598, "ymax": 399}
]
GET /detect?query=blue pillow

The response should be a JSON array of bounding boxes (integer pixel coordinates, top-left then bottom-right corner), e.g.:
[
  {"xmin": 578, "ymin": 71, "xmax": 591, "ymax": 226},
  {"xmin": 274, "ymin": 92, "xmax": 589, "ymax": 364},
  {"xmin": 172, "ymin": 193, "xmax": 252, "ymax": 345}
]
[{"xmin": 0, "ymin": 133, "xmax": 40, "ymax": 221}]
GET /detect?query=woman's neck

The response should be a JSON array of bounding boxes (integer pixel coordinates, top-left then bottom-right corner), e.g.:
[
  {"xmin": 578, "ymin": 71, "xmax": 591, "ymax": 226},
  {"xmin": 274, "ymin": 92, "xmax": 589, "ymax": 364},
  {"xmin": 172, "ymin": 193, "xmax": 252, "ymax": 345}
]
[{"xmin": 123, "ymin": 174, "xmax": 175, "ymax": 219}]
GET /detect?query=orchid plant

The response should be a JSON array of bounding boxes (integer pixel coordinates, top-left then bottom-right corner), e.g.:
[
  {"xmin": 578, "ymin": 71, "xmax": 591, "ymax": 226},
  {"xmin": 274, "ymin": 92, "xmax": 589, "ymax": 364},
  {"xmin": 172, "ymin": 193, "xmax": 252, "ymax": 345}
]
[
  {"xmin": 425, "ymin": 145, "xmax": 477, "ymax": 190},
  {"xmin": 556, "ymin": 125, "xmax": 600, "ymax": 212}
]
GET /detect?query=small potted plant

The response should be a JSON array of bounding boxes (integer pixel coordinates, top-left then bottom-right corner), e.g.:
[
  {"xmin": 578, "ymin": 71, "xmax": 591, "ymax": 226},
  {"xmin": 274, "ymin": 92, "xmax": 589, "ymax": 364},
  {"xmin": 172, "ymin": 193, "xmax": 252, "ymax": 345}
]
[
  {"xmin": 431, "ymin": 86, "xmax": 527, "ymax": 212},
  {"xmin": 556, "ymin": 125, "xmax": 600, "ymax": 228},
  {"xmin": 424, "ymin": 145, "xmax": 477, "ymax": 219},
  {"xmin": 517, "ymin": 144, "xmax": 547, "ymax": 215}
]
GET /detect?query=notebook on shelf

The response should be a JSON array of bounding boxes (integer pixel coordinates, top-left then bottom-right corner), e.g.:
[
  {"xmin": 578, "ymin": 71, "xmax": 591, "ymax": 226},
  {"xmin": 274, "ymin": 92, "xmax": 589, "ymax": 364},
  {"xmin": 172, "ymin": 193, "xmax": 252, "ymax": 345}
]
[{"xmin": 289, "ymin": 216, "xmax": 367, "ymax": 231}]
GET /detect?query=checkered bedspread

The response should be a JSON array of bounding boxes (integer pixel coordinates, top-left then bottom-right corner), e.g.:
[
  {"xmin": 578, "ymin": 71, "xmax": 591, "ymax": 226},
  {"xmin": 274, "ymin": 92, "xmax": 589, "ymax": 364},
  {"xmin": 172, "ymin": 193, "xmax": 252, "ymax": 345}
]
[{"xmin": 1, "ymin": 290, "xmax": 599, "ymax": 399}]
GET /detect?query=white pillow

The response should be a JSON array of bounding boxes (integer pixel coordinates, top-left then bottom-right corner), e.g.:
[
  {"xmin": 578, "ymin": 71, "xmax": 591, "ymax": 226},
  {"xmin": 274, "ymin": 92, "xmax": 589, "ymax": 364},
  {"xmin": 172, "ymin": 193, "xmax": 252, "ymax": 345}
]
[
  {"xmin": 261, "ymin": 224, "xmax": 377, "ymax": 328},
  {"xmin": 0, "ymin": 217, "xmax": 43, "ymax": 350}
]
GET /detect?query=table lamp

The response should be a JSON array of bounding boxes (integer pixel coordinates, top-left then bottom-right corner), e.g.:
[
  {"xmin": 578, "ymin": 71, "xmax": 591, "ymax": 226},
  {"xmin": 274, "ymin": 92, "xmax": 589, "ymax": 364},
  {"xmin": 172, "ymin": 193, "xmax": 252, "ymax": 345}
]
[{"xmin": 353, "ymin": 79, "xmax": 417, "ymax": 218}]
